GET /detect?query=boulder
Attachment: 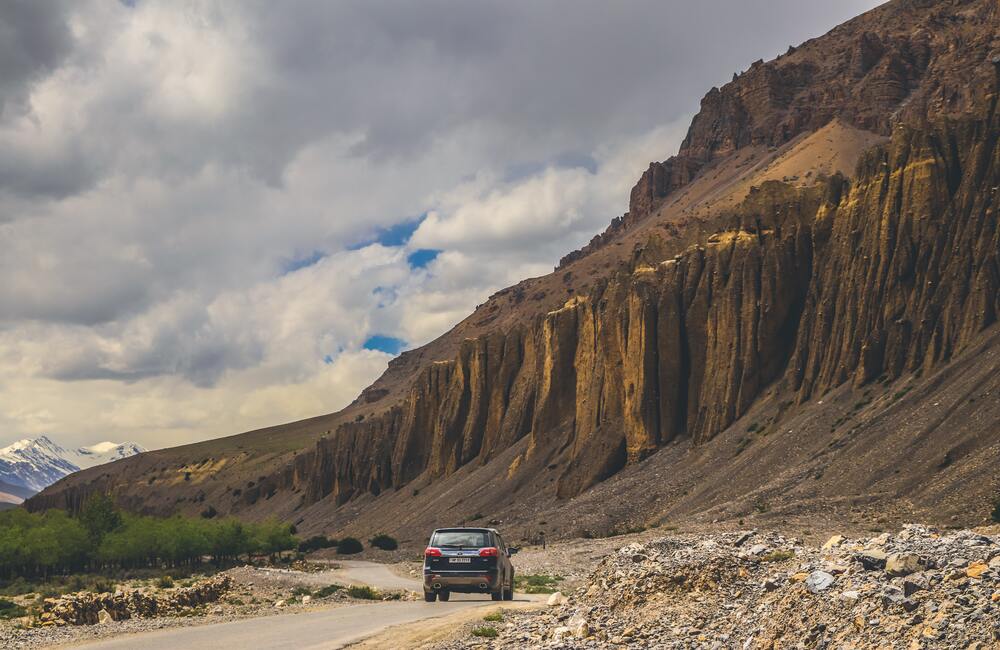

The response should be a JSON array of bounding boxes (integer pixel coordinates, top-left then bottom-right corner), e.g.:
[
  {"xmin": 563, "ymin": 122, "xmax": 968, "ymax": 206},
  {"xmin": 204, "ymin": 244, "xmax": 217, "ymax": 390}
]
[
  {"xmin": 566, "ymin": 614, "xmax": 590, "ymax": 638},
  {"xmin": 805, "ymin": 570, "xmax": 835, "ymax": 593},
  {"xmin": 547, "ymin": 592, "xmax": 566, "ymax": 607},
  {"xmin": 822, "ymin": 535, "xmax": 845, "ymax": 550},
  {"xmin": 885, "ymin": 553, "xmax": 925, "ymax": 576},
  {"xmin": 857, "ymin": 550, "xmax": 888, "ymax": 571},
  {"xmin": 97, "ymin": 609, "xmax": 113, "ymax": 625}
]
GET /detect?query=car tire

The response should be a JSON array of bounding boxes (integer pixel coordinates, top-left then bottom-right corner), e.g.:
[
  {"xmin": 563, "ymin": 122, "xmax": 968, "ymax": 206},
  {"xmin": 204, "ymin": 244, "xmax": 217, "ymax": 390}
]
[
  {"xmin": 438, "ymin": 590, "xmax": 451, "ymax": 602},
  {"xmin": 491, "ymin": 590, "xmax": 502, "ymax": 601},
  {"xmin": 424, "ymin": 591, "xmax": 437, "ymax": 602},
  {"xmin": 503, "ymin": 584, "xmax": 513, "ymax": 601}
]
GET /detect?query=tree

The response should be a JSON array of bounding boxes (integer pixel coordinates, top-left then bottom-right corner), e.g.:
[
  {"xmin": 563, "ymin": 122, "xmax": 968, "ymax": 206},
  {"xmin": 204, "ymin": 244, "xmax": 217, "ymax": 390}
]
[{"xmin": 79, "ymin": 494, "xmax": 122, "ymax": 543}]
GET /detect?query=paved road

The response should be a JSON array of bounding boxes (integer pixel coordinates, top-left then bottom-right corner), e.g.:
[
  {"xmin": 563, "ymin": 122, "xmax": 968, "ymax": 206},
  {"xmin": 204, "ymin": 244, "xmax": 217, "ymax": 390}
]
[{"xmin": 68, "ymin": 562, "xmax": 532, "ymax": 650}]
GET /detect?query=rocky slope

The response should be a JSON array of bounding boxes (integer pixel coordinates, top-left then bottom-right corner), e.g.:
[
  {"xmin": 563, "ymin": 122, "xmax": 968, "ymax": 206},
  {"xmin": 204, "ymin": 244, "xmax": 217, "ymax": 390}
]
[
  {"xmin": 440, "ymin": 525, "xmax": 1000, "ymax": 648},
  {"xmin": 29, "ymin": 0, "xmax": 1000, "ymax": 537}
]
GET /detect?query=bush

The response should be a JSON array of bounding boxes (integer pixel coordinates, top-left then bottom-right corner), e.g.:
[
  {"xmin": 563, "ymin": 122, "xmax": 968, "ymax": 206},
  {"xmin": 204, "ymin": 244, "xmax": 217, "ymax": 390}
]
[
  {"xmin": 483, "ymin": 610, "xmax": 504, "ymax": 622},
  {"xmin": 156, "ymin": 575, "xmax": 175, "ymax": 589},
  {"xmin": 761, "ymin": 550, "xmax": 795, "ymax": 563},
  {"xmin": 471, "ymin": 626, "xmax": 499, "ymax": 638},
  {"xmin": 337, "ymin": 537, "xmax": 363, "ymax": 555},
  {"xmin": 346, "ymin": 585, "xmax": 379, "ymax": 600},
  {"xmin": 368, "ymin": 533, "xmax": 398, "ymax": 551}
]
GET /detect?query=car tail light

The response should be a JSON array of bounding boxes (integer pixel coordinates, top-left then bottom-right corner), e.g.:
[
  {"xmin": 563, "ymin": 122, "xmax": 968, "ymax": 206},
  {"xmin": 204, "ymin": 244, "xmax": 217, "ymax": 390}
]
[
  {"xmin": 478, "ymin": 547, "xmax": 499, "ymax": 557},
  {"xmin": 425, "ymin": 547, "xmax": 442, "ymax": 557}
]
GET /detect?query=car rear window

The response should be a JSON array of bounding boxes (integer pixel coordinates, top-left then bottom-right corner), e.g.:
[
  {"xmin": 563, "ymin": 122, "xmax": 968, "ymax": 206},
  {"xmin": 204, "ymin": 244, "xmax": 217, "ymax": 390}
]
[{"xmin": 431, "ymin": 530, "xmax": 491, "ymax": 548}]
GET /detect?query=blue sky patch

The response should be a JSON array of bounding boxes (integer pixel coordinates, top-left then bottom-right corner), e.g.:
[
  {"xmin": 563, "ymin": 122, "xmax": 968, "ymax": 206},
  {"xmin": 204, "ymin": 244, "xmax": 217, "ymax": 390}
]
[
  {"xmin": 363, "ymin": 335, "xmax": 406, "ymax": 355},
  {"xmin": 407, "ymin": 249, "xmax": 440, "ymax": 269},
  {"xmin": 349, "ymin": 215, "xmax": 426, "ymax": 250}
]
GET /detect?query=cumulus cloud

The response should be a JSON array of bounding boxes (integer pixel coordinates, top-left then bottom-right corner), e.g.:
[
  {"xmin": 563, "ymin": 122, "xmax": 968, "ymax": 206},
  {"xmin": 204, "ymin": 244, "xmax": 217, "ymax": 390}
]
[{"xmin": 0, "ymin": 0, "xmax": 884, "ymax": 449}]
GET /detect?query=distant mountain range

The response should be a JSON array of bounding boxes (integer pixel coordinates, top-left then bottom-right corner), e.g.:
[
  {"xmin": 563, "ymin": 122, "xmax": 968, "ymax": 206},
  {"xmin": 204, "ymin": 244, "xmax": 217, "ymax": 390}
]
[{"xmin": 0, "ymin": 436, "xmax": 145, "ymax": 499}]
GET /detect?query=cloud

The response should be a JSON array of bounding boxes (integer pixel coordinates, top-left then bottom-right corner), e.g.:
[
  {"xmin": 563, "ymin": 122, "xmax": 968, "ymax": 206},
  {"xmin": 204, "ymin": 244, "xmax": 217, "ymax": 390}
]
[{"xmin": 0, "ymin": 0, "xmax": 885, "ymax": 449}]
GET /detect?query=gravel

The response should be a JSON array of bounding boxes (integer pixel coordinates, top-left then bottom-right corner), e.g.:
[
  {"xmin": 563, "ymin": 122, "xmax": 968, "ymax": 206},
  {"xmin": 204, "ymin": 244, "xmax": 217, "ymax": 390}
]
[{"xmin": 439, "ymin": 524, "xmax": 1000, "ymax": 648}]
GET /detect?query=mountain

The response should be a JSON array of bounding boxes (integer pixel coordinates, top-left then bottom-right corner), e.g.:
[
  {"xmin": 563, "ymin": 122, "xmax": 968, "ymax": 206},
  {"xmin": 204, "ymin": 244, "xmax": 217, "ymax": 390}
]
[
  {"xmin": 0, "ymin": 437, "xmax": 145, "ymax": 494},
  {"xmin": 29, "ymin": 0, "xmax": 1000, "ymax": 539}
]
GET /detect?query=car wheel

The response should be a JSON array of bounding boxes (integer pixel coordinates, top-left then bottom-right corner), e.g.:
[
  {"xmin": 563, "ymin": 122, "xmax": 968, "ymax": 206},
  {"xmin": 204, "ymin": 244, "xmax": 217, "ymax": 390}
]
[
  {"xmin": 491, "ymin": 590, "xmax": 502, "ymax": 601},
  {"xmin": 438, "ymin": 590, "xmax": 451, "ymax": 602},
  {"xmin": 424, "ymin": 591, "xmax": 437, "ymax": 602}
]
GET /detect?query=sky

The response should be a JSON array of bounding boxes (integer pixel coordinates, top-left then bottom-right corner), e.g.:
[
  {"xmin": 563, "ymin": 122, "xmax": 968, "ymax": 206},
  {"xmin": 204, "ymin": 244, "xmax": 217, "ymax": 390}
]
[{"xmin": 0, "ymin": 0, "xmax": 884, "ymax": 450}]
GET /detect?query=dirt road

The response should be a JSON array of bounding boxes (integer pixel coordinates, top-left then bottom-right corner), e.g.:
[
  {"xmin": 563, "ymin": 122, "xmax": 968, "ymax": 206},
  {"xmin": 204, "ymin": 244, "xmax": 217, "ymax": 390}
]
[{"xmin": 65, "ymin": 562, "xmax": 536, "ymax": 650}]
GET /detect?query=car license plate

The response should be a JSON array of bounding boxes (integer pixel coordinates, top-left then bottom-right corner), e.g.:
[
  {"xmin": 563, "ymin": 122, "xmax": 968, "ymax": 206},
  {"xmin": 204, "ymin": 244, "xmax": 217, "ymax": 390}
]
[{"xmin": 449, "ymin": 557, "xmax": 472, "ymax": 563}]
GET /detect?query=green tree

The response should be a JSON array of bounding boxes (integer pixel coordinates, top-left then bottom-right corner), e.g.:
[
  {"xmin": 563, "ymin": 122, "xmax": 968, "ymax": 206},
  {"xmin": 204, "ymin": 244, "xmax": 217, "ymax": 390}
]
[{"xmin": 79, "ymin": 494, "xmax": 122, "ymax": 542}]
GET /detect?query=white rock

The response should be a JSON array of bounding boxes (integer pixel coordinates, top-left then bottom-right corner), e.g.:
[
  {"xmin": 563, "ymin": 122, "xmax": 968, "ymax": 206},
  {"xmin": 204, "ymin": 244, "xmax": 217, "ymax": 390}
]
[
  {"xmin": 547, "ymin": 591, "xmax": 566, "ymax": 606},
  {"xmin": 274, "ymin": 600, "xmax": 286, "ymax": 608},
  {"xmin": 301, "ymin": 595, "xmax": 312, "ymax": 604},
  {"xmin": 97, "ymin": 609, "xmax": 113, "ymax": 625},
  {"xmin": 840, "ymin": 590, "xmax": 861, "ymax": 602},
  {"xmin": 805, "ymin": 570, "xmax": 835, "ymax": 593}
]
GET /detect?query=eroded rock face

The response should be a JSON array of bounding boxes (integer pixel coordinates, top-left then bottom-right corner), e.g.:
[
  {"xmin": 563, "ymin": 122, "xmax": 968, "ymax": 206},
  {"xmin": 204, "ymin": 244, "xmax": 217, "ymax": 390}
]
[{"xmin": 287, "ymin": 96, "xmax": 998, "ymax": 505}]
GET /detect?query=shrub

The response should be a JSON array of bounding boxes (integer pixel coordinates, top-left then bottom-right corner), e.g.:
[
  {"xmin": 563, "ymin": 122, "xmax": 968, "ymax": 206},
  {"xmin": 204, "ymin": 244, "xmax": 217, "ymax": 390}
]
[
  {"xmin": 483, "ymin": 610, "xmax": 504, "ymax": 622},
  {"xmin": 0, "ymin": 598, "xmax": 26, "ymax": 620},
  {"xmin": 156, "ymin": 575, "xmax": 175, "ymax": 589},
  {"xmin": 368, "ymin": 533, "xmax": 398, "ymax": 551},
  {"xmin": 346, "ymin": 585, "xmax": 379, "ymax": 600},
  {"xmin": 337, "ymin": 537, "xmax": 363, "ymax": 555},
  {"xmin": 313, "ymin": 585, "xmax": 342, "ymax": 598},
  {"xmin": 471, "ymin": 626, "xmax": 499, "ymax": 638},
  {"xmin": 515, "ymin": 574, "xmax": 561, "ymax": 594}
]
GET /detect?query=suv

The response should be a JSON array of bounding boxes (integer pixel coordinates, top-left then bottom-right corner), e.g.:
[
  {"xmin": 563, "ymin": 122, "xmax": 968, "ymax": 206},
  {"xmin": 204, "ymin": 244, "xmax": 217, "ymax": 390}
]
[{"xmin": 423, "ymin": 527, "xmax": 518, "ymax": 602}]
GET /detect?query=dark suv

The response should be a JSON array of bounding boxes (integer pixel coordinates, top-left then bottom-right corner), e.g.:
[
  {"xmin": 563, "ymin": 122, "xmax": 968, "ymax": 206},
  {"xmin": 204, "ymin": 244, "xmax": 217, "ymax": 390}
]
[{"xmin": 423, "ymin": 527, "xmax": 517, "ymax": 602}]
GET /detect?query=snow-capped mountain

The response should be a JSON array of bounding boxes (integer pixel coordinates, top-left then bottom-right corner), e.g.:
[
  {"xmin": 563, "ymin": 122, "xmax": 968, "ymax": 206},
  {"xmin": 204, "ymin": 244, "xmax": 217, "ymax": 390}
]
[{"xmin": 0, "ymin": 436, "xmax": 146, "ymax": 494}]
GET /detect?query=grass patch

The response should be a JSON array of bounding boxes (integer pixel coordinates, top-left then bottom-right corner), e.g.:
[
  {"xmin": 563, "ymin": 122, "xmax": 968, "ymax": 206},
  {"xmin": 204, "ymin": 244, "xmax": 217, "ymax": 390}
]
[
  {"xmin": 515, "ymin": 574, "xmax": 561, "ymax": 594},
  {"xmin": 347, "ymin": 585, "xmax": 380, "ymax": 600},
  {"xmin": 471, "ymin": 626, "xmax": 499, "ymax": 638},
  {"xmin": 291, "ymin": 586, "xmax": 313, "ymax": 597},
  {"xmin": 156, "ymin": 575, "xmax": 174, "ymax": 589},
  {"xmin": 760, "ymin": 550, "xmax": 795, "ymax": 563},
  {"xmin": 483, "ymin": 609, "xmax": 504, "ymax": 622}
]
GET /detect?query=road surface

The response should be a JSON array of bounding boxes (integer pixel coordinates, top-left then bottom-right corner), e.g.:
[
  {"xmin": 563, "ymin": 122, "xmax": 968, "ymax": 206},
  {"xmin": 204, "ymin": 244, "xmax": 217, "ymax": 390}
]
[{"xmin": 67, "ymin": 561, "xmax": 535, "ymax": 650}]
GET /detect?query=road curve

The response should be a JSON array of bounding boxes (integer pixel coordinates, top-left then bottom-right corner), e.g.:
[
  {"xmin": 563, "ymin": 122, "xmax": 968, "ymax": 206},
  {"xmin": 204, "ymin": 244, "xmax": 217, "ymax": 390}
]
[{"xmin": 64, "ymin": 562, "xmax": 535, "ymax": 650}]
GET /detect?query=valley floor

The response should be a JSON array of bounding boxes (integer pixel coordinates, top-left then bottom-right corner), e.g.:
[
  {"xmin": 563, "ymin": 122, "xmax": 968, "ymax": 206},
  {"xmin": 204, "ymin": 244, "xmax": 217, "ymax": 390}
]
[{"xmin": 4, "ymin": 523, "xmax": 998, "ymax": 649}]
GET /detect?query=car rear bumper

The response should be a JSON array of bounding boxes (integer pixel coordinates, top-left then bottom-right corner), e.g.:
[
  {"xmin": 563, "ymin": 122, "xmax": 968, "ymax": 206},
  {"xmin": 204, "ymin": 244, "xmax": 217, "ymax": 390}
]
[{"xmin": 424, "ymin": 569, "xmax": 499, "ymax": 593}]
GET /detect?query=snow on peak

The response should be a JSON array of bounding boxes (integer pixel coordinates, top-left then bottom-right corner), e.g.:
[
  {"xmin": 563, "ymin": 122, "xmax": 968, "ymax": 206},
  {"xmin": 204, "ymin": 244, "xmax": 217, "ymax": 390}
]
[{"xmin": 0, "ymin": 437, "xmax": 146, "ymax": 494}]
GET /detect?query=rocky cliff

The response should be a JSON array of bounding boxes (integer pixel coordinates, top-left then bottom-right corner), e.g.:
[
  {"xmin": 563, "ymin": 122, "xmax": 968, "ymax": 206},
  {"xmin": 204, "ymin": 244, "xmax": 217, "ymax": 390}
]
[{"xmin": 29, "ymin": 0, "xmax": 1000, "ymax": 534}]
